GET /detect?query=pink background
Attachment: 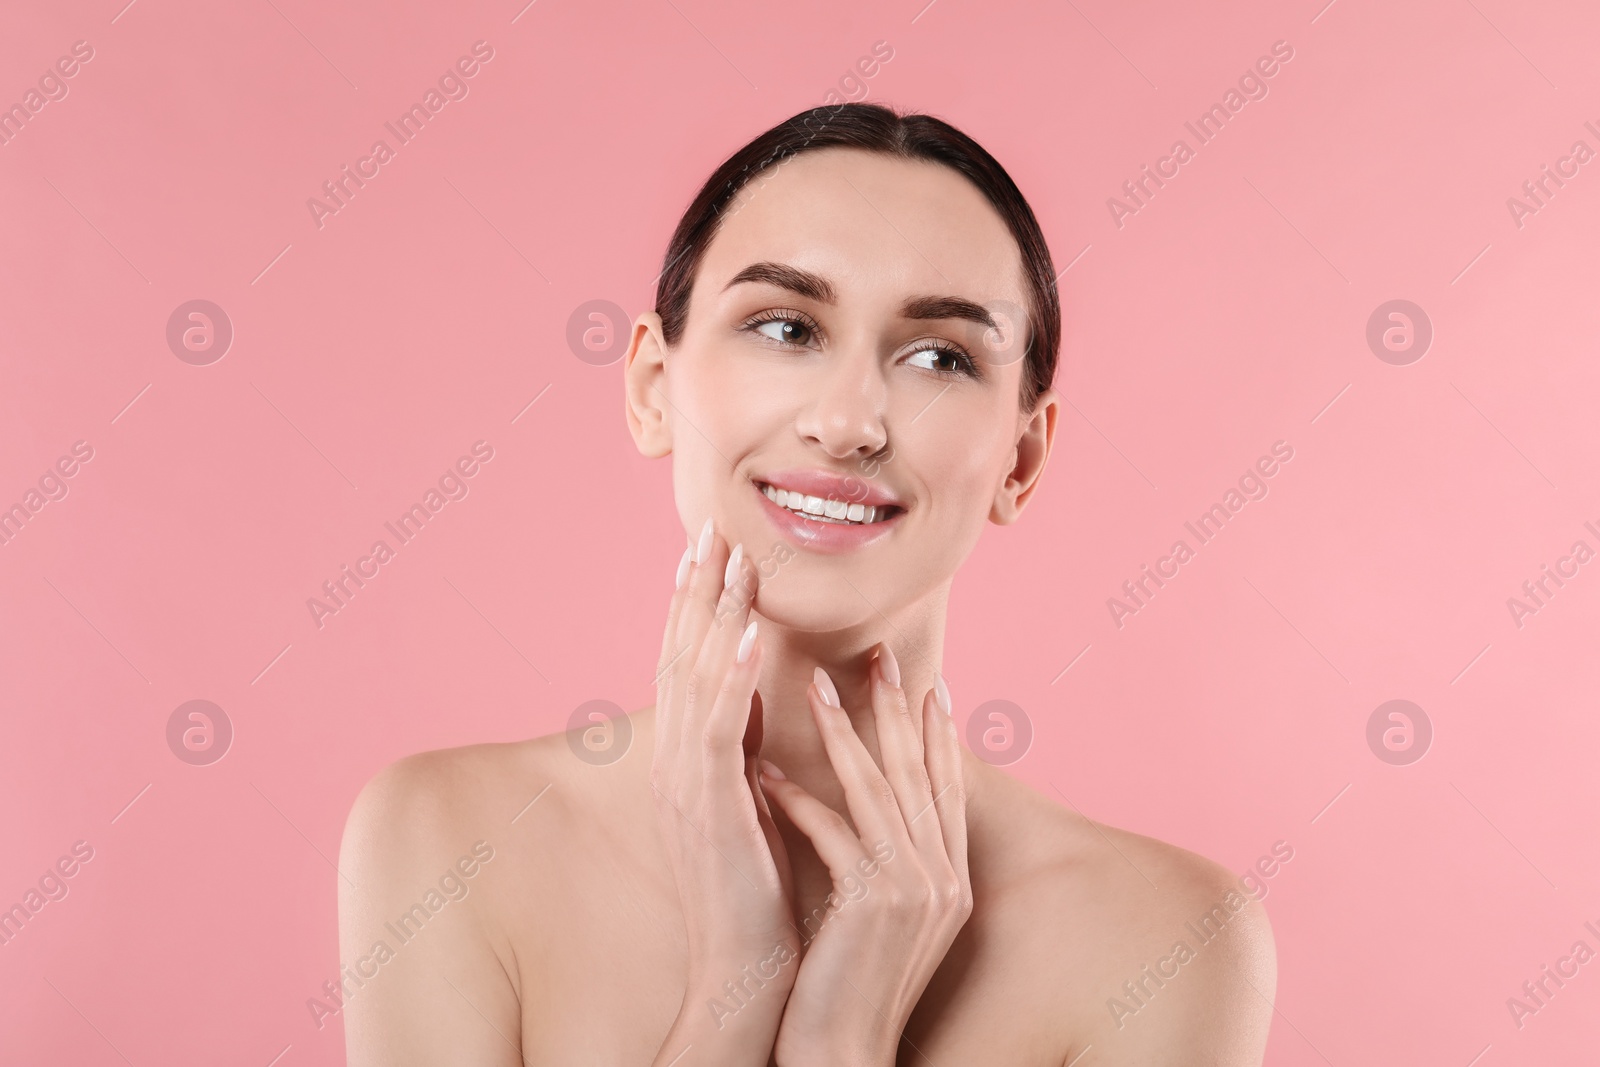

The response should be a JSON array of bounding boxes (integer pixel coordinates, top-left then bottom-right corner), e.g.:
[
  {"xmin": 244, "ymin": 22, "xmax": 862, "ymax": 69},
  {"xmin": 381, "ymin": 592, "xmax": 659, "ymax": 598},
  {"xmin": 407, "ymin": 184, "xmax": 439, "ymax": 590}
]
[{"xmin": 4, "ymin": 0, "xmax": 1598, "ymax": 1062}]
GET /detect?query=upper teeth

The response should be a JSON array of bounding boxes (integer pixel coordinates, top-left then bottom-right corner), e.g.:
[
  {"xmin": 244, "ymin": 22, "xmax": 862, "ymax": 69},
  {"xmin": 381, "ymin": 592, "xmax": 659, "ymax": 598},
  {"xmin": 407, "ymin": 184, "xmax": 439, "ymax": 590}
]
[{"xmin": 762, "ymin": 483, "xmax": 882, "ymax": 524}]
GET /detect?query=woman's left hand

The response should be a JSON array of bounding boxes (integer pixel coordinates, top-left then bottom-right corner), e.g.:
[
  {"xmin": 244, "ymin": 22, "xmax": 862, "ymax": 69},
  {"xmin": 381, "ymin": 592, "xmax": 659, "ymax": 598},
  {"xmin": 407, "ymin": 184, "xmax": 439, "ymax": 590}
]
[{"xmin": 757, "ymin": 646, "xmax": 973, "ymax": 1067}]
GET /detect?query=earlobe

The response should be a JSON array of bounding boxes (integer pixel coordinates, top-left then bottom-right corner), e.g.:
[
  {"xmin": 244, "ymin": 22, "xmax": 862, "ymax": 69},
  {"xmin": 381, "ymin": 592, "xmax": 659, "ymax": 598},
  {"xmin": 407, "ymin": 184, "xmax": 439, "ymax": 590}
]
[
  {"xmin": 989, "ymin": 387, "xmax": 1059, "ymax": 525},
  {"xmin": 623, "ymin": 311, "xmax": 673, "ymax": 458}
]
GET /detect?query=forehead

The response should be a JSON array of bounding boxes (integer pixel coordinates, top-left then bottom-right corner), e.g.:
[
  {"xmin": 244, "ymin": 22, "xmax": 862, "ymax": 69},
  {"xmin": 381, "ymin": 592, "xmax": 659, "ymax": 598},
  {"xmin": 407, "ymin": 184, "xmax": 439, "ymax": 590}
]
[{"xmin": 696, "ymin": 147, "xmax": 1027, "ymax": 311}]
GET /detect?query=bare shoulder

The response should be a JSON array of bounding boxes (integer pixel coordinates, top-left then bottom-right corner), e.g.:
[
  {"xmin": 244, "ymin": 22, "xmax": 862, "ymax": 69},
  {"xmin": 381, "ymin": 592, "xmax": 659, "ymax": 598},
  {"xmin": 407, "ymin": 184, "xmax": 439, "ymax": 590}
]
[
  {"xmin": 343, "ymin": 732, "xmax": 568, "ymax": 844},
  {"xmin": 335, "ymin": 725, "xmax": 636, "ymax": 1066},
  {"xmin": 962, "ymin": 761, "xmax": 1278, "ymax": 1066}
]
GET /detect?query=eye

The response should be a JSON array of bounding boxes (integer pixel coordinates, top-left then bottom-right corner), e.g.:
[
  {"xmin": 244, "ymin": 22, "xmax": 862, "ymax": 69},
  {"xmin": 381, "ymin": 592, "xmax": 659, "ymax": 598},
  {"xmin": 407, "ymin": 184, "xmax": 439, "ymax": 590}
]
[
  {"xmin": 904, "ymin": 343, "xmax": 982, "ymax": 380},
  {"xmin": 743, "ymin": 309, "xmax": 820, "ymax": 347}
]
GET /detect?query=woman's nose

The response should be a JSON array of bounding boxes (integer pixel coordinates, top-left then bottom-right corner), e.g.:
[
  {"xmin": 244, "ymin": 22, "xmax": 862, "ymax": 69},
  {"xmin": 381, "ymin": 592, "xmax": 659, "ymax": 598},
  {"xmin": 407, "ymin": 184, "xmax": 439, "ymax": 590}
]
[{"xmin": 794, "ymin": 354, "xmax": 889, "ymax": 460}]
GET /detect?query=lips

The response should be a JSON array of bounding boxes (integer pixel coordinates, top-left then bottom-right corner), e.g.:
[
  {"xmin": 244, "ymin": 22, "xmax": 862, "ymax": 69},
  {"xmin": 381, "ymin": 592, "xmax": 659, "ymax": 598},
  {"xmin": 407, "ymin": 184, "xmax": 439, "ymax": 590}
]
[
  {"xmin": 756, "ymin": 468, "xmax": 904, "ymax": 509},
  {"xmin": 756, "ymin": 481, "xmax": 900, "ymax": 525},
  {"xmin": 750, "ymin": 469, "xmax": 907, "ymax": 552}
]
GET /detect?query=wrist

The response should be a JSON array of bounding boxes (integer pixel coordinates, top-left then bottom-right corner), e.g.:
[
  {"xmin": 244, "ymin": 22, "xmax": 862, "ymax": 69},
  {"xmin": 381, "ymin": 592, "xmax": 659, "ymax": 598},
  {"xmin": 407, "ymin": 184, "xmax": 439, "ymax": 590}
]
[
  {"xmin": 774, "ymin": 1019, "xmax": 899, "ymax": 1067},
  {"xmin": 656, "ymin": 988, "xmax": 786, "ymax": 1067},
  {"xmin": 686, "ymin": 937, "xmax": 800, "ymax": 1006}
]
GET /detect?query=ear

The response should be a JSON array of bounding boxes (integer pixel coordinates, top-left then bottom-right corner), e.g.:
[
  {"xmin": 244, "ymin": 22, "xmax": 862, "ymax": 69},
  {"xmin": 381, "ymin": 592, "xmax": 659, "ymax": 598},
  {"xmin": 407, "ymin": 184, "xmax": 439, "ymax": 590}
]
[
  {"xmin": 623, "ymin": 311, "xmax": 673, "ymax": 458},
  {"xmin": 990, "ymin": 386, "xmax": 1059, "ymax": 525}
]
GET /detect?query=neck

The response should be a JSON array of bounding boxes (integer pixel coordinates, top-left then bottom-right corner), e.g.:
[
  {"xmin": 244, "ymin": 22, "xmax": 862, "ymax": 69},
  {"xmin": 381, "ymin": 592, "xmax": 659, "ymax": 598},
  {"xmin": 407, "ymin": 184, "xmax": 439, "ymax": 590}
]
[{"xmin": 751, "ymin": 589, "xmax": 949, "ymax": 819}]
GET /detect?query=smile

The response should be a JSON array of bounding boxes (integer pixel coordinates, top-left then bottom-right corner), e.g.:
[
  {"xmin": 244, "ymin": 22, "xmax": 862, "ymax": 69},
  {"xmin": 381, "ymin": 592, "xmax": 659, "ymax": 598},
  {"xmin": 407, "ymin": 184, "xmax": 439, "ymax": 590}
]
[{"xmin": 756, "ymin": 481, "xmax": 900, "ymax": 525}]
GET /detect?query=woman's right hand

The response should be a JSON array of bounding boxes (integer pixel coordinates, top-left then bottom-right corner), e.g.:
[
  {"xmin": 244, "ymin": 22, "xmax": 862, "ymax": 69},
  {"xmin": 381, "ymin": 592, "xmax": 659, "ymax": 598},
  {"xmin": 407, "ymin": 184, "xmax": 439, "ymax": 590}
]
[{"xmin": 650, "ymin": 518, "xmax": 798, "ymax": 1067}]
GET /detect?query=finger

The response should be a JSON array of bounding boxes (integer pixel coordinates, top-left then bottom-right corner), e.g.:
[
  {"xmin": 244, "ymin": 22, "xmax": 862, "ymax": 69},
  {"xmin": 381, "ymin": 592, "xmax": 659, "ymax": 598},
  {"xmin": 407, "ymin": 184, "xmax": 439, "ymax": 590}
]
[
  {"xmin": 655, "ymin": 541, "xmax": 694, "ymax": 679},
  {"xmin": 666, "ymin": 519, "xmax": 731, "ymax": 741},
  {"xmin": 653, "ymin": 542, "xmax": 695, "ymax": 763},
  {"xmin": 808, "ymin": 672, "xmax": 912, "ymax": 853},
  {"xmin": 657, "ymin": 519, "xmax": 714, "ymax": 722},
  {"xmin": 922, "ymin": 677, "xmax": 971, "ymax": 897},
  {"xmin": 742, "ymin": 687, "xmax": 765, "ymax": 763},
  {"xmin": 701, "ymin": 616, "xmax": 763, "ymax": 783},
  {"xmin": 867, "ymin": 644, "xmax": 943, "ymax": 858},
  {"xmin": 686, "ymin": 541, "xmax": 758, "ymax": 748},
  {"xmin": 746, "ymin": 735, "xmax": 794, "ymax": 906},
  {"xmin": 758, "ymin": 763, "xmax": 870, "ymax": 879}
]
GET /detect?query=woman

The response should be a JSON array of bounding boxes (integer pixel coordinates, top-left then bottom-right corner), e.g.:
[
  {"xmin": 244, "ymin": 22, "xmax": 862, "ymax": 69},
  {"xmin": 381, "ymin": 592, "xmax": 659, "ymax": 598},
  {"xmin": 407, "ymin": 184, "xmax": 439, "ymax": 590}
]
[{"xmin": 338, "ymin": 102, "xmax": 1276, "ymax": 1066}]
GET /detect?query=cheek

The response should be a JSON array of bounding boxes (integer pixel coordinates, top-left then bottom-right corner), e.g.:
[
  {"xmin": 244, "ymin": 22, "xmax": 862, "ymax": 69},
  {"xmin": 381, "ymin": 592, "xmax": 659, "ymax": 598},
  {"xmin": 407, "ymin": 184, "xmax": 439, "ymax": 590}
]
[
  {"xmin": 670, "ymin": 352, "xmax": 788, "ymax": 512},
  {"xmin": 906, "ymin": 429, "xmax": 1012, "ymax": 567},
  {"xmin": 919, "ymin": 429, "xmax": 1009, "ymax": 512},
  {"xmin": 677, "ymin": 352, "xmax": 789, "ymax": 453}
]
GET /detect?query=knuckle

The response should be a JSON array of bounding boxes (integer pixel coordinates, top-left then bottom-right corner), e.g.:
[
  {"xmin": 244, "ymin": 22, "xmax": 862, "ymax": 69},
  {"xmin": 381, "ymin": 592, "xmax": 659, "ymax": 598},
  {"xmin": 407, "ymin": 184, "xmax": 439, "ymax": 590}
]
[
  {"xmin": 684, "ymin": 669, "xmax": 712, "ymax": 708},
  {"xmin": 934, "ymin": 877, "xmax": 965, "ymax": 913},
  {"xmin": 698, "ymin": 728, "xmax": 730, "ymax": 761},
  {"xmin": 716, "ymin": 666, "xmax": 746, "ymax": 702}
]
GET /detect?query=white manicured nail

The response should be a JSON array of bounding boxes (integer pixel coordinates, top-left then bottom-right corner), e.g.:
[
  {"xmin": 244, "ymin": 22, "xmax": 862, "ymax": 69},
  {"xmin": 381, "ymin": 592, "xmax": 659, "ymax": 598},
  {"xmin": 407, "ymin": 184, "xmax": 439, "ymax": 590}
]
[
  {"xmin": 724, "ymin": 543, "xmax": 744, "ymax": 589},
  {"xmin": 813, "ymin": 667, "xmax": 839, "ymax": 708},
  {"xmin": 695, "ymin": 517, "xmax": 715, "ymax": 564},
  {"xmin": 876, "ymin": 643, "xmax": 901, "ymax": 688},
  {"xmin": 675, "ymin": 546, "xmax": 692, "ymax": 589},
  {"xmin": 934, "ymin": 673, "xmax": 951, "ymax": 715},
  {"xmin": 737, "ymin": 620, "xmax": 758, "ymax": 663}
]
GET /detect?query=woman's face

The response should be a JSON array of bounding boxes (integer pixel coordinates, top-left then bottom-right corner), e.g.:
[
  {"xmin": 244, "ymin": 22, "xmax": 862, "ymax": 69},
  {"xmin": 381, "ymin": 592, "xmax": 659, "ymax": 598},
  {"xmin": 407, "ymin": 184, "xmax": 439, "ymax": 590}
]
[{"xmin": 627, "ymin": 146, "xmax": 1056, "ymax": 633}]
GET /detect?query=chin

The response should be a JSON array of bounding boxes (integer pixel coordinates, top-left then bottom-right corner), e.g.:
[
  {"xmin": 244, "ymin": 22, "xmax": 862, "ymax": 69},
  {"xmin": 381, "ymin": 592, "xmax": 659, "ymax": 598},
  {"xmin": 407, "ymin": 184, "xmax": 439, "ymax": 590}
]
[
  {"xmin": 747, "ymin": 586, "xmax": 875, "ymax": 635},
  {"xmin": 746, "ymin": 564, "xmax": 920, "ymax": 636}
]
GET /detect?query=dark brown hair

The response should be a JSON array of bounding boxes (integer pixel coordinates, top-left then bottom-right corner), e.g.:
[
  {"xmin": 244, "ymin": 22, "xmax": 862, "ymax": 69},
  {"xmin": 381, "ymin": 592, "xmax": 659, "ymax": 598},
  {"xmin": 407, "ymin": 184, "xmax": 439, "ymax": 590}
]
[{"xmin": 653, "ymin": 102, "xmax": 1061, "ymax": 413}]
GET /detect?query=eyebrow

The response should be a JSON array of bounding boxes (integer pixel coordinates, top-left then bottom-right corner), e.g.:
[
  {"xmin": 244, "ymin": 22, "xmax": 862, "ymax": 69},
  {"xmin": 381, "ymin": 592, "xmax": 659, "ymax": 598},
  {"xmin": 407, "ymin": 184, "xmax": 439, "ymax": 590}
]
[{"xmin": 722, "ymin": 261, "xmax": 996, "ymax": 330}]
